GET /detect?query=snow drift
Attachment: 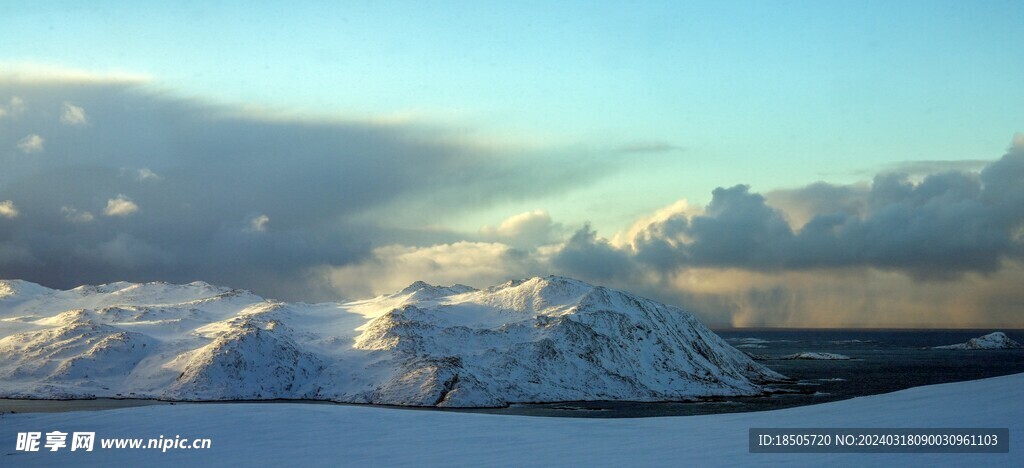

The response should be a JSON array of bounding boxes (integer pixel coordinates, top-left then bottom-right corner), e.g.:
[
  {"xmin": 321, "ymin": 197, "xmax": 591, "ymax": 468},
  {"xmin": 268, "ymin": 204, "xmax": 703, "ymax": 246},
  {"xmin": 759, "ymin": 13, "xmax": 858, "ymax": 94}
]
[{"xmin": 0, "ymin": 276, "xmax": 784, "ymax": 407}]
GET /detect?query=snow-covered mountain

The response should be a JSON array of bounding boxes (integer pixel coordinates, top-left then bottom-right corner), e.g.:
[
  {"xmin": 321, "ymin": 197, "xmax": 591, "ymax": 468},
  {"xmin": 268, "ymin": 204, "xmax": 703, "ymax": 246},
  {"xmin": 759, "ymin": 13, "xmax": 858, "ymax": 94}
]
[
  {"xmin": 932, "ymin": 332, "xmax": 1022, "ymax": 350},
  {"xmin": 0, "ymin": 276, "xmax": 784, "ymax": 407}
]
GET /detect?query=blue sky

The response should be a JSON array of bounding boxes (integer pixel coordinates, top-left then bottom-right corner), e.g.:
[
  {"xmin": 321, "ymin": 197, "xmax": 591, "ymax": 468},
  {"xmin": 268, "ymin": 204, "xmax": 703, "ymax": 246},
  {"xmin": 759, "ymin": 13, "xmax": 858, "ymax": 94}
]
[{"xmin": 1, "ymin": 1, "xmax": 1023, "ymax": 326}]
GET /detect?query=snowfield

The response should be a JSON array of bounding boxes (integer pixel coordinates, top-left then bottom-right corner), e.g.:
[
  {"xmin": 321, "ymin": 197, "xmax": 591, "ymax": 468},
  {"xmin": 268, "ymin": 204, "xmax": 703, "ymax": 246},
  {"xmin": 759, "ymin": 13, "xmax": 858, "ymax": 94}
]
[
  {"xmin": 2, "ymin": 372, "xmax": 1020, "ymax": 467},
  {"xmin": 0, "ymin": 277, "xmax": 782, "ymax": 407}
]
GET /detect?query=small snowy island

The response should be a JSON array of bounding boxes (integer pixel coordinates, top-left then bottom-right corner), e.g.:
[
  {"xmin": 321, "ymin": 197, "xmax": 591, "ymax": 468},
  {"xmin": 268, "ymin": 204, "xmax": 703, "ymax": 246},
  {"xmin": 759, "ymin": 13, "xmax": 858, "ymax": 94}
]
[
  {"xmin": 0, "ymin": 276, "xmax": 784, "ymax": 407},
  {"xmin": 743, "ymin": 352, "xmax": 852, "ymax": 361},
  {"xmin": 932, "ymin": 331, "xmax": 1022, "ymax": 350},
  {"xmin": 778, "ymin": 352, "xmax": 852, "ymax": 360}
]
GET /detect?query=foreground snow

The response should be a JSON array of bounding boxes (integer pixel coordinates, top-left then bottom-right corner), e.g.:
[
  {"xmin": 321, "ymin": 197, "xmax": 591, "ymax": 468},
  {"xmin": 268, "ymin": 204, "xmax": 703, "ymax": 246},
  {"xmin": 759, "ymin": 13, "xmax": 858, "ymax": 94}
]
[
  {"xmin": 2, "ymin": 373, "xmax": 1020, "ymax": 467},
  {"xmin": 932, "ymin": 332, "xmax": 1022, "ymax": 350},
  {"xmin": 0, "ymin": 277, "xmax": 780, "ymax": 406}
]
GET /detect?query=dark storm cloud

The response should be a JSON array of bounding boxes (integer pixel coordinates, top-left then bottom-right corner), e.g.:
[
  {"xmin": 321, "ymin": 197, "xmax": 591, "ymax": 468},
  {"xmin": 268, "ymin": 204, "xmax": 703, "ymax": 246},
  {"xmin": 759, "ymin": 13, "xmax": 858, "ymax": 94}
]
[
  {"xmin": 764, "ymin": 182, "xmax": 869, "ymax": 227},
  {"xmin": 551, "ymin": 224, "xmax": 635, "ymax": 282},
  {"xmin": 556, "ymin": 146, "xmax": 1024, "ymax": 281},
  {"xmin": 0, "ymin": 79, "xmax": 608, "ymax": 300}
]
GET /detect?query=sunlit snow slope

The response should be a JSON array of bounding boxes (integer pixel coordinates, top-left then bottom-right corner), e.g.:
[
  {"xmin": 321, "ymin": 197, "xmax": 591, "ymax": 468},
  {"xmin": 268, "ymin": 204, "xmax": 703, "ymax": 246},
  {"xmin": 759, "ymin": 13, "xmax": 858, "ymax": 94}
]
[{"xmin": 0, "ymin": 276, "xmax": 783, "ymax": 407}]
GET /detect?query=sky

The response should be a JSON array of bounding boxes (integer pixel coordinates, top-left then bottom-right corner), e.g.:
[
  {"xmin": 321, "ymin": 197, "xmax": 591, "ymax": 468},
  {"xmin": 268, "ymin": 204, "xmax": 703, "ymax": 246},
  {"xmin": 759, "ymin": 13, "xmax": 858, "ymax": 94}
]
[{"xmin": 1, "ymin": 1, "xmax": 1022, "ymax": 327}]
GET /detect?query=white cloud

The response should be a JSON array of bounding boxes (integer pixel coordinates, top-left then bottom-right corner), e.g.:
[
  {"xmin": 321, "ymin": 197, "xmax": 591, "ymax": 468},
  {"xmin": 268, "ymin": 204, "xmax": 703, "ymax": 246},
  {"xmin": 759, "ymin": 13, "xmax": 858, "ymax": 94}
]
[
  {"xmin": 0, "ymin": 96, "xmax": 26, "ymax": 119},
  {"xmin": 480, "ymin": 209, "xmax": 557, "ymax": 248},
  {"xmin": 611, "ymin": 199, "xmax": 697, "ymax": 249},
  {"xmin": 17, "ymin": 134, "xmax": 44, "ymax": 154},
  {"xmin": 60, "ymin": 102, "xmax": 88, "ymax": 125},
  {"xmin": 119, "ymin": 167, "xmax": 163, "ymax": 181},
  {"xmin": 61, "ymin": 206, "xmax": 95, "ymax": 223},
  {"xmin": 103, "ymin": 194, "xmax": 139, "ymax": 217},
  {"xmin": 248, "ymin": 214, "xmax": 270, "ymax": 232},
  {"xmin": 1012, "ymin": 132, "xmax": 1024, "ymax": 151},
  {"xmin": 321, "ymin": 241, "xmax": 541, "ymax": 298},
  {"xmin": 0, "ymin": 200, "xmax": 19, "ymax": 218},
  {"xmin": 135, "ymin": 168, "xmax": 162, "ymax": 181}
]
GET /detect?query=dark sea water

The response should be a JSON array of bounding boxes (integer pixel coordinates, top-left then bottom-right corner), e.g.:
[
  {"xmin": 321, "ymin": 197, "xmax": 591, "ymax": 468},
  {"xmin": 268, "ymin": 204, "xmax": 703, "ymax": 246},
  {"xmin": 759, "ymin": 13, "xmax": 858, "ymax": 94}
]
[
  {"xmin": 468, "ymin": 329, "xmax": 1024, "ymax": 418},
  {"xmin": 3, "ymin": 329, "xmax": 1022, "ymax": 418}
]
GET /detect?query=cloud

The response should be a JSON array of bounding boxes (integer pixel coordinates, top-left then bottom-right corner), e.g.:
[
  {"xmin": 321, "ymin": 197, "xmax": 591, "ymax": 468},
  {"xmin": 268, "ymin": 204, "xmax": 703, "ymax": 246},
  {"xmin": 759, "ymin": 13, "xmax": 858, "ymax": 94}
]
[
  {"xmin": 535, "ymin": 142, "xmax": 1024, "ymax": 326},
  {"xmin": 118, "ymin": 167, "xmax": 162, "ymax": 181},
  {"xmin": 0, "ymin": 200, "xmax": 18, "ymax": 218},
  {"xmin": 320, "ymin": 242, "xmax": 542, "ymax": 298},
  {"xmin": 611, "ymin": 199, "xmax": 696, "ymax": 248},
  {"xmin": 16, "ymin": 134, "xmax": 44, "ymax": 153},
  {"xmin": 316, "ymin": 213, "xmax": 1024, "ymax": 329},
  {"xmin": 248, "ymin": 214, "xmax": 270, "ymax": 232},
  {"xmin": 60, "ymin": 206, "xmax": 95, "ymax": 223},
  {"xmin": 620, "ymin": 148, "xmax": 1024, "ymax": 279},
  {"xmin": 103, "ymin": 194, "xmax": 139, "ymax": 217},
  {"xmin": 551, "ymin": 224, "xmax": 636, "ymax": 282},
  {"xmin": 674, "ymin": 185, "xmax": 794, "ymax": 268},
  {"xmin": 875, "ymin": 160, "xmax": 991, "ymax": 178},
  {"xmin": 0, "ymin": 75, "xmax": 608, "ymax": 301},
  {"xmin": 0, "ymin": 96, "xmax": 26, "ymax": 119},
  {"xmin": 60, "ymin": 102, "xmax": 87, "ymax": 125},
  {"xmin": 1012, "ymin": 132, "xmax": 1024, "ymax": 151},
  {"xmin": 764, "ymin": 182, "xmax": 869, "ymax": 229},
  {"xmin": 134, "ymin": 168, "xmax": 161, "ymax": 181},
  {"xmin": 479, "ymin": 210, "xmax": 559, "ymax": 248}
]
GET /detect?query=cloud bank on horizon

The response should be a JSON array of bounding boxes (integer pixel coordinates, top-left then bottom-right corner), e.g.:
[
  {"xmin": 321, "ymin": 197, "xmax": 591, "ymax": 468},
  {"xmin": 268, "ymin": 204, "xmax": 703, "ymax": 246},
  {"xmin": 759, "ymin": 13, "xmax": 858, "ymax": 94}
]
[{"xmin": 1, "ymin": 75, "xmax": 1022, "ymax": 328}]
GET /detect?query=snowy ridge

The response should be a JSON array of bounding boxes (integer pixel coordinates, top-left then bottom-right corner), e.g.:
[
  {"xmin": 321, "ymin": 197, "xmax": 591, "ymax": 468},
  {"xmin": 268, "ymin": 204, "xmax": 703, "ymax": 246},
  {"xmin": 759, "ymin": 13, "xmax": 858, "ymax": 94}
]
[
  {"xmin": 932, "ymin": 331, "xmax": 1022, "ymax": 350},
  {"xmin": 0, "ymin": 277, "xmax": 784, "ymax": 407}
]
